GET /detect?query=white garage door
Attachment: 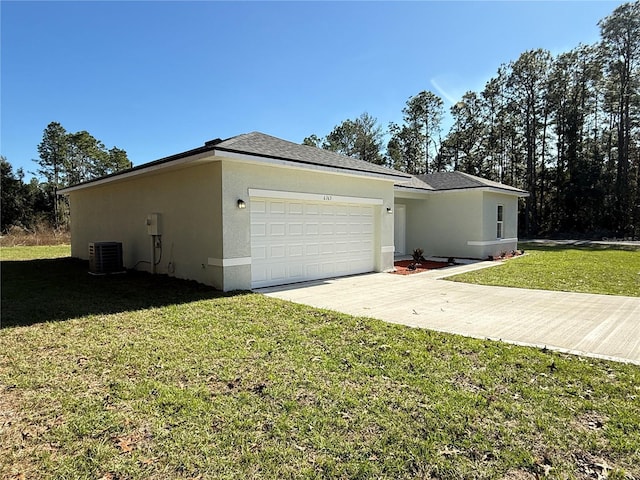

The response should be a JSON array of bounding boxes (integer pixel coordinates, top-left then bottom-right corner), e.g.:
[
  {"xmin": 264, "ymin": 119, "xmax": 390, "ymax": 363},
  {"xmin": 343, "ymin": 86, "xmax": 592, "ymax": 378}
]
[{"xmin": 251, "ymin": 197, "xmax": 375, "ymax": 288}]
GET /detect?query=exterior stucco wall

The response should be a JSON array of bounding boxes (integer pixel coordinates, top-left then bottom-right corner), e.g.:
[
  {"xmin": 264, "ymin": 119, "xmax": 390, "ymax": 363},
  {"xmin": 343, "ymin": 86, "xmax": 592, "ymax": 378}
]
[
  {"xmin": 220, "ymin": 159, "xmax": 396, "ymax": 285},
  {"xmin": 67, "ymin": 158, "xmax": 395, "ymax": 292},
  {"xmin": 67, "ymin": 162, "xmax": 224, "ymax": 288},
  {"xmin": 396, "ymin": 190, "xmax": 521, "ymax": 259},
  {"xmin": 477, "ymin": 191, "xmax": 520, "ymax": 258},
  {"xmin": 421, "ymin": 190, "xmax": 484, "ymax": 258}
]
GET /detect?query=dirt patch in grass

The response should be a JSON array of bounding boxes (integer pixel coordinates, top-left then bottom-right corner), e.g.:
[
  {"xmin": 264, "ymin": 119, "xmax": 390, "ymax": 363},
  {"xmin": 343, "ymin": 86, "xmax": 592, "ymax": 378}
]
[
  {"xmin": 502, "ymin": 470, "xmax": 537, "ymax": 480},
  {"xmin": 574, "ymin": 411, "xmax": 609, "ymax": 432},
  {"xmin": 391, "ymin": 259, "xmax": 449, "ymax": 275}
]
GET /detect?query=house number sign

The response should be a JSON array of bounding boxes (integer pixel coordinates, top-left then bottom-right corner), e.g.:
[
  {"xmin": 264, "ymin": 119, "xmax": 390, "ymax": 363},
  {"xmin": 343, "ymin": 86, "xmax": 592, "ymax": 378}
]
[{"xmin": 323, "ymin": 195, "xmax": 333, "ymax": 201}]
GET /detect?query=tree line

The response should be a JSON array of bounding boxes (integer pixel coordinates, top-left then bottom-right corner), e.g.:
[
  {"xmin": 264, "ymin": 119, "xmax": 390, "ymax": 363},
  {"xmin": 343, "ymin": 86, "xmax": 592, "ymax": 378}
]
[
  {"xmin": 3, "ymin": 3, "xmax": 637, "ymax": 238},
  {"xmin": 1, "ymin": 122, "xmax": 130, "ymax": 232},
  {"xmin": 304, "ymin": 2, "xmax": 640, "ymax": 238}
]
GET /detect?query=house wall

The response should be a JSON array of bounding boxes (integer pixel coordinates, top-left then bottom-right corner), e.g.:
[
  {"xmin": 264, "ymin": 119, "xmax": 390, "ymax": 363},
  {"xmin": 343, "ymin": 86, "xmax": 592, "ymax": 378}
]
[
  {"xmin": 67, "ymin": 158, "xmax": 395, "ymax": 292},
  {"xmin": 220, "ymin": 159, "xmax": 396, "ymax": 289},
  {"xmin": 476, "ymin": 191, "xmax": 520, "ymax": 258},
  {"xmin": 395, "ymin": 190, "xmax": 521, "ymax": 259},
  {"xmin": 68, "ymin": 162, "xmax": 225, "ymax": 288},
  {"xmin": 412, "ymin": 190, "xmax": 484, "ymax": 258}
]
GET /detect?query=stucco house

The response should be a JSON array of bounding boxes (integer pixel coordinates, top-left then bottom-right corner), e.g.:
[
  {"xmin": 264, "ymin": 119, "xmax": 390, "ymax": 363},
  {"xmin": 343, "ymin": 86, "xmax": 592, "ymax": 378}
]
[{"xmin": 59, "ymin": 132, "xmax": 528, "ymax": 291}]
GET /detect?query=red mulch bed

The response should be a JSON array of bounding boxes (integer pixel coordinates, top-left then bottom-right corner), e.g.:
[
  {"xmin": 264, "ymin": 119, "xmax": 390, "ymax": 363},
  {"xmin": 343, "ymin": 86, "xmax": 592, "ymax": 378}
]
[
  {"xmin": 391, "ymin": 259, "xmax": 450, "ymax": 275},
  {"xmin": 489, "ymin": 250, "xmax": 524, "ymax": 261}
]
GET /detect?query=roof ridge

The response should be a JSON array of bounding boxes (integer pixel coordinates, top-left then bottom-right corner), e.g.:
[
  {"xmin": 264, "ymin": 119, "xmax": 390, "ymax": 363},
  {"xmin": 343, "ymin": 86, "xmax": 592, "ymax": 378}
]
[
  {"xmin": 216, "ymin": 132, "xmax": 255, "ymax": 146},
  {"xmin": 453, "ymin": 171, "xmax": 484, "ymax": 186},
  {"xmin": 457, "ymin": 171, "xmax": 510, "ymax": 188}
]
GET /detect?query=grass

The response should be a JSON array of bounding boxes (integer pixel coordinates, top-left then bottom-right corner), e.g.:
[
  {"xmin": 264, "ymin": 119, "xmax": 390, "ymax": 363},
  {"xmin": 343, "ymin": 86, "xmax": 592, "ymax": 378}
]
[
  {"xmin": 448, "ymin": 243, "xmax": 640, "ymax": 297},
  {"xmin": 0, "ymin": 244, "xmax": 71, "ymax": 261},
  {"xmin": 1, "ymin": 247, "xmax": 640, "ymax": 479}
]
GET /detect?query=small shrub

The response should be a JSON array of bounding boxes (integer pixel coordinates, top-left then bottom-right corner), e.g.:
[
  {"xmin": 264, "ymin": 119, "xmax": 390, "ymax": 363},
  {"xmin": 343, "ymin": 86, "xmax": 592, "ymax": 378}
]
[
  {"xmin": 0, "ymin": 222, "xmax": 70, "ymax": 247},
  {"xmin": 412, "ymin": 248, "xmax": 425, "ymax": 263}
]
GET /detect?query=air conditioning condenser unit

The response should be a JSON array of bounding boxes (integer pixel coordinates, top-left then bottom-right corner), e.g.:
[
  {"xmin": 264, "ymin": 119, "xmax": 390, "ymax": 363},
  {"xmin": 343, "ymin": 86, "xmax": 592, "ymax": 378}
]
[{"xmin": 89, "ymin": 242, "xmax": 124, "ymax": 275}]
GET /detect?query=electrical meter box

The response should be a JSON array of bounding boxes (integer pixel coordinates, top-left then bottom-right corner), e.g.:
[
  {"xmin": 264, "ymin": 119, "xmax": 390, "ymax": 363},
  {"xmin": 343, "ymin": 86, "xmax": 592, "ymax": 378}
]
[{"xmin": 146, "ymin": 213, "xmax": 160, "ymax": 235}]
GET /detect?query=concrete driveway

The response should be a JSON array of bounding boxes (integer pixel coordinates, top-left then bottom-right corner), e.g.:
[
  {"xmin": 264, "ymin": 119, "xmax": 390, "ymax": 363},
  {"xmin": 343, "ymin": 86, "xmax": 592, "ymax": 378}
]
[{"xmin": 257, "ymin": 263, "xmax": 640, "ymax": 365}]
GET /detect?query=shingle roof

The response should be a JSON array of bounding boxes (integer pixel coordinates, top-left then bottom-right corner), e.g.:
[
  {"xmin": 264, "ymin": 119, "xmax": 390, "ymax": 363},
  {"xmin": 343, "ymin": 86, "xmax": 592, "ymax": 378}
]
[
  {"xmin": 394, "ymin": 175, "xmax": 435, "ymax": 191},
  {"xmin": 214, "ymin": 132, "xmax": 411, "ymax": 179},
  {"xmin": 61, "ymin": 131, "xmax": 525, "ymax": 196},
  {"xmin": 412, "ymin": 171, "xmax": 528, "ymax": 195}
]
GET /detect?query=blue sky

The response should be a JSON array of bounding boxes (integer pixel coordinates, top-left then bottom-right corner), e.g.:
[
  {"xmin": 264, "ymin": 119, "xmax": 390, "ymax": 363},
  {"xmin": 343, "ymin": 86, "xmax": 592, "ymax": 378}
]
[{"xmin": 1, "ymin": 0, "xmax": 625, "ymax": 180}]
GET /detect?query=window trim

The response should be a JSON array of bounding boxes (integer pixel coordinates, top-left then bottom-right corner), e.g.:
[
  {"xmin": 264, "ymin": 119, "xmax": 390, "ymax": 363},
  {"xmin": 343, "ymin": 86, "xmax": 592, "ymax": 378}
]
[{"xmin": 496, "ymin": 204, "xmax": 504, "ymax": 239}]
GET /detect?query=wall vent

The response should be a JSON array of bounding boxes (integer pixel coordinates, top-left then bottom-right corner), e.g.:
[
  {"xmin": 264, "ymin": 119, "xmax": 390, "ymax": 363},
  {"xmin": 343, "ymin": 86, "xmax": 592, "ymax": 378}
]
[{"xmin": 89, "ymin": 242, "xmax": 124, "ymax": 275}]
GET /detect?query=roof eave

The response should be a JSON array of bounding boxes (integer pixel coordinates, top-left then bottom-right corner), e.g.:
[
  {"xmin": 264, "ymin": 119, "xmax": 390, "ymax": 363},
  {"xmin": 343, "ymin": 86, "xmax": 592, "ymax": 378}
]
[
  {"xmin": 394, "ymin": 184, "xmax": 528, "ymax": 197},
  {"xmin": 58, "ymin": 146, "xmax": 216, "ymax": 194},
  {"xmin": 430, "ymin": 186, "xmax": 529, "ymax": 197}
]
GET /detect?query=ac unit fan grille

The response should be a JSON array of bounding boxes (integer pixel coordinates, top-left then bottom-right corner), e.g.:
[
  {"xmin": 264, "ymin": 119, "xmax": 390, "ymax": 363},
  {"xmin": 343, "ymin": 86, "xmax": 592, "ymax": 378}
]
[{"xmin": 89, "ymin": 242, "xmax": 124, "ymax": 274}]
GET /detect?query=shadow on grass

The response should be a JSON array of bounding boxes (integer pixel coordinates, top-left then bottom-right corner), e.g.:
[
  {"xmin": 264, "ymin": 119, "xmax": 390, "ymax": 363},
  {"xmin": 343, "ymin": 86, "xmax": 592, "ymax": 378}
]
[{"xmin": 1, "ymin": 257, "xmax": 237, "ymax": 328}]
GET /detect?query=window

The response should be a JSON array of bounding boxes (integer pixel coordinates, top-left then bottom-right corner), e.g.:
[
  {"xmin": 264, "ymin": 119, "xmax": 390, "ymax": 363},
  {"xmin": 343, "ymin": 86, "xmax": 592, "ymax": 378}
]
[{"xmin": 496, "ymin": 205, "xmax": 504, "ymax": 239}]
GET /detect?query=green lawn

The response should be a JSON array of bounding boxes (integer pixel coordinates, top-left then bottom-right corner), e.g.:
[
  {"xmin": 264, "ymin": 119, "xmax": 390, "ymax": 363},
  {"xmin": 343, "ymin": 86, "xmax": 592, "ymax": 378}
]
[
  {"xmin": 448, "ymin": 243, "xmax": 640, "ymax": 297},
  {"xmin": 0, "ymin": 243, "xmax": 71, "ymax": 261},
  {"xmin": 1, "ymin": 247, "xmax": 639, "ymax": 479}
]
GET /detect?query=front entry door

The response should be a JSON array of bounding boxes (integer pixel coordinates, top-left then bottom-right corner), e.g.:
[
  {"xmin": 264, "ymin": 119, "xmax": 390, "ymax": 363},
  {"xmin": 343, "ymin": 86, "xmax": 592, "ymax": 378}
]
[{"xmin": 394, "ymin": 204, "xmax": 406, "ymax": 255}]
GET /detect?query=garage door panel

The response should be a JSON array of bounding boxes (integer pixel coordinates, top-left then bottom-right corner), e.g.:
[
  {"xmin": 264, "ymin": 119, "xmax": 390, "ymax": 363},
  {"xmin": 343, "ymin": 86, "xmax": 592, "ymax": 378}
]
[
  {"xmin": 349, "ymin": 224, "xmax": 362, "ymax": 234},
  {"xmin": 321, "ymin": 263, "xmax": 335, "ymax": 275},
  {"xmin": 352, "ymin": 205, "xmax": 373, "ymax": 216},
  {"xmin": 252, "ymin": 245, "xmax": 267, "ymax": 260},
  {"xmin": 320, "ymin": 224, "xmax": 334, "ymax": 235},
  {"xmin": 289, "ymin": 264, "xmax": 304, "ymax": 278},
  {"xmin": 252, "ymin": 266, "xmax": 268, "ymax": 283},
  {"xmin": 252, "ymin": 222, "xmax": 266, "ymax": 236},
  {"xmin": 288, "ymin": 223, "xmax": 303, "ymax": 235},
  {"xmin": 305, "ymin": 204, "xmax": 319, "ymax": 215},
  {"xmin": 289, "ymin": 244, "xmax": 304, "ymax": 257},
  {"xmin": 252, "ymin": 200, "xmax": 266, "ymax": 213},
  {"xmin": 334, "ymin": 260, "xmax": 349, "ymax": 272},
  {"xmin": 321, "ymin": 205, "xmax": 335, "ymax": 215},
  {"xmin": 270, "ymin": 223, "xmax": 286, "ymax": 236},
  {"xmin": 251, "ymin": 197, "xmax": 375, "ymax": 288},
  {"xmin": 321, "ymin": 243, "xmax": 334, "ymax": 254},
  {"xmin": 351, "ymin": 239, "xmax": 372, "ymax": 252},
  {"xmin": 270, "ymin": 245, "xmax": 286, "ymax": 258},
  {"xmin": 336, "ymin": 205, "xmax": 349, "ymax": 216},
  {"xmin": 289, "ymin": 203, "xmax": 304, "ymax": 215},
  {"xmin": 336, "ymin": 241, "xmax": 349, "ymax": 253},
  {"xmin": 306, "ymin": 244, "xmax": 320, "ymax": 256},
  {"xmin": 270, "ymin": 202, "xmax": 285, "ymax": 214},
  {"xmin": 270, "ymin": 264, "xmax": 287, "ymax": 280}
]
